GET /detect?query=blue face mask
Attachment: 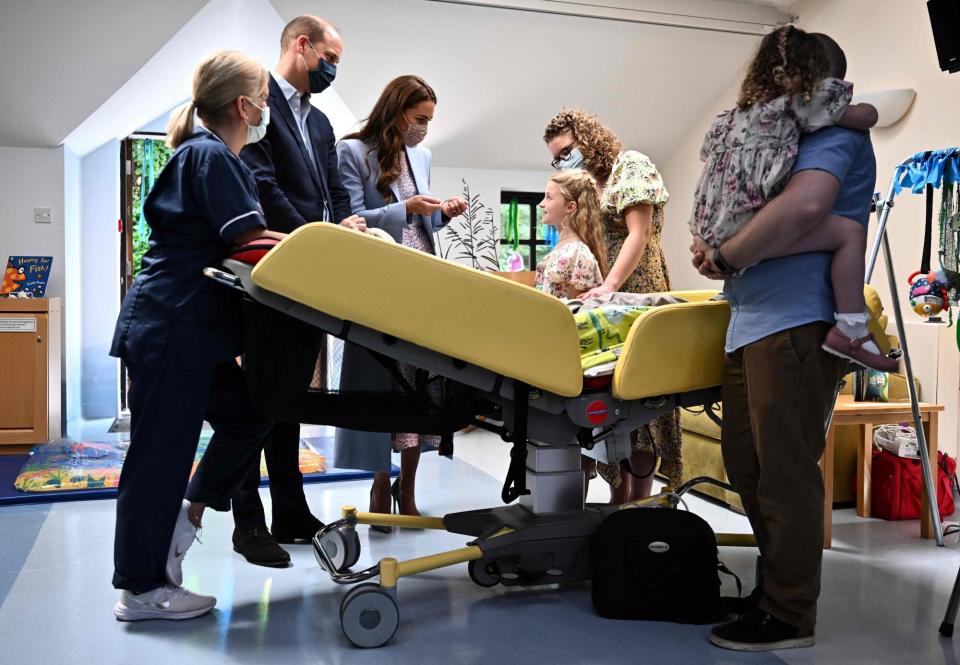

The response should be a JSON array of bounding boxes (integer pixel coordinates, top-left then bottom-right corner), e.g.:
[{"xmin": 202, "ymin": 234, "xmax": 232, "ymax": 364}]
[
  {"xmin": 306, "ymin": 41, "xmax": 337, "ymax": 93},
  {"xmin": 553, "ymin": 147, "xmax": 585, "ymax": 171}
]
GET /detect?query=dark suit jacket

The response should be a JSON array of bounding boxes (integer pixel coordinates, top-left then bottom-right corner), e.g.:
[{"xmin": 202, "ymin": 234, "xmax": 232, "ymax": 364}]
[{"xmin": 240, "ymin": 74, "xmax": 351, "ymax": 232}]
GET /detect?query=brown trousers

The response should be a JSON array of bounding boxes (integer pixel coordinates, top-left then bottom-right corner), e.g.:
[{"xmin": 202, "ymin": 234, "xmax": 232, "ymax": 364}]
[{"xmin": 721, "ymin": 322, "xmax": 847, "ymax": 630}]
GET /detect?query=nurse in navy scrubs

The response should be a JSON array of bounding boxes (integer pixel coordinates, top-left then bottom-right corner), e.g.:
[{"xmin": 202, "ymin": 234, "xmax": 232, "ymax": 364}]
[{"xmin": 110, "ymin": 50, "xmax": 285, "ymax": 621}]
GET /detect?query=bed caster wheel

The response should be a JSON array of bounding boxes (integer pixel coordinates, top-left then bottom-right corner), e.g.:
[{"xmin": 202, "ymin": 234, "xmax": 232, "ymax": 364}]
[
  {"xmin": 468, "ymin": 559, "xmax": 501, "ymax": 587},
  {"xmin": 315, "ymin": 527, "xmax": 361, "ymax": 573},
  {"xmin": 339, "ymin": 583, "xmax": 399, "ymax": 648}
]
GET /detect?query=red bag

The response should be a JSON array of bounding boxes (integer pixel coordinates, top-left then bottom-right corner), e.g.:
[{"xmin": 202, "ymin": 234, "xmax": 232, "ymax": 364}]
[{"xmin": 871, "ymin": 449, "xmax": 957, "ymax": 520}]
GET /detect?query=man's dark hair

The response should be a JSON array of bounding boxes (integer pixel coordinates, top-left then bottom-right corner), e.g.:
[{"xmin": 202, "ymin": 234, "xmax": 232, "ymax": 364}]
[{"xmin": 810, "ymin": 33, "xmax": 847, "ymax": 79}]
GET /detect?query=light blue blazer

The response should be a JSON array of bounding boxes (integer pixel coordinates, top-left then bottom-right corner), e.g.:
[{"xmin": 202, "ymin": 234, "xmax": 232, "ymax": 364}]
[
  {"xmin": 336, "ymin": 138, "xmax": 447, "ymax": 254},
  {"xmin": 333, "ymin": 138, "xmax": 449, "ymax": 472}
]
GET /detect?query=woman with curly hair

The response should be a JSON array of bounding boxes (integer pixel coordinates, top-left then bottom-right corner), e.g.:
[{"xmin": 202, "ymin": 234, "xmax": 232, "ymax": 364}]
[
  {"xmin": 691, "ymin": 25, "xmax": 892, "ymax": 372},
  {"xmin": 543, "ymin": 108, "xmax": 676, "ymax": 504}
]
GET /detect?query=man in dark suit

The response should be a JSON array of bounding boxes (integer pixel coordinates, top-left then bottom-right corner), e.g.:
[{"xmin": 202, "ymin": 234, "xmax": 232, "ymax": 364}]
[{"xmin": 232, "ymin": 14, "xmax": 365, "ymax": 566}]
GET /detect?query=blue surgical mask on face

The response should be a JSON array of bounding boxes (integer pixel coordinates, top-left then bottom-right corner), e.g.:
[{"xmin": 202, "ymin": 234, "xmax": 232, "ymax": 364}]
[
  {"xmin": 244, "ymin": 98, "xmax": 270, "ymax": 144},
  {"xmin": 554, "ymin": 147, "xmax": 585, "ymax": 171},
  {"xmin": 306, "ymin": 41, "xmax": 337, "ymax": 94}
]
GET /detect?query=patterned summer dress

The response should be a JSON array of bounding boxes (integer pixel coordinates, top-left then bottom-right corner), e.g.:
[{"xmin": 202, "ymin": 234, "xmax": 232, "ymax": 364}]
[
  {"xmin": 393, "ymin": 152, "xmax": 441, "ymax": 452},
  {"xmin": 597, "ymin": 150, "xmax": 682, "ymax": 489},
  {"xmin": 535, "ymin": 240, "xmax": 603, "ymax": 298},
  {"xmin": 690, "ymin": 78, "xmax": 853, "ymax": 247}
]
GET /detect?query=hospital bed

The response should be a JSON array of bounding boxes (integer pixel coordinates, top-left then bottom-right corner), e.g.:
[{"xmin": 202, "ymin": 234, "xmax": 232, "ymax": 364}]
[{"xmin": 205, "ymin": 222, "xmax": 888, "ymax": 648}]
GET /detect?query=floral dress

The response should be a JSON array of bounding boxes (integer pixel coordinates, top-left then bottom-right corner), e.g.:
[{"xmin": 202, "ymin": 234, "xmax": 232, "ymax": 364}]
[
  {"xmin": 535, "ymin": 240, "xmax": 603, "ymax": 298},
  {"xmin": 393, "ymin": 152, "xmax": 441, "ymax": 453},
  {"xmin": 597, "ymin": 150, "xmax": 682, "ymax": 489},
  {"xmin": 690, "ymin": 78, "xmax": 853, "ymax": 247}
]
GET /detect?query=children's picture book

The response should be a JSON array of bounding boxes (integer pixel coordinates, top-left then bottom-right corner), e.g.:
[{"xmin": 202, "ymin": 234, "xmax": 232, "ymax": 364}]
[{"xmin": 2, "ymin": 256, "xmax": 53, "ymax": 298}]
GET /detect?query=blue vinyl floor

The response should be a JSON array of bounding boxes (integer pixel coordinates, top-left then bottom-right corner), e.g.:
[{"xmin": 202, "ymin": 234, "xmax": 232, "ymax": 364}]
[{"xmin": 1, "ymin": 426, "xmax": 959, "ymax": 664}]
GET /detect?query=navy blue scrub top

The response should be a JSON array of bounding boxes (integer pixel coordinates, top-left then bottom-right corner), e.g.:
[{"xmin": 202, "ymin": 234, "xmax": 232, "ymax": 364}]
[{"xmin": 111, "ymin": 128, "xmax": 266, "ymax": 368}]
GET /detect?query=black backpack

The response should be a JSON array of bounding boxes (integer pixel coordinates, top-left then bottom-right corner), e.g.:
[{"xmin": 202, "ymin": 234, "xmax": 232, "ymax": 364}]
[{"xmin": 590, "ymin": 507, "xmax": 723, "ymax": 624}]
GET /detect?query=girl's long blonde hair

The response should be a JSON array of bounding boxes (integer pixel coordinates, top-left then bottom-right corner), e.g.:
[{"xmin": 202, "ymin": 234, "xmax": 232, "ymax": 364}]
[
  {"xmin": 549, "ymin": 169, "xmax": 608, "ymax": 278},
  {"xmin": 166, "ymin": 49, "xmax": 268, "ymax": 148}
]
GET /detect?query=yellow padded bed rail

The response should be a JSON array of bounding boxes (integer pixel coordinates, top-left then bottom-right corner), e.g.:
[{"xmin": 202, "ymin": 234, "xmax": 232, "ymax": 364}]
[
  {"xmin": 611, "ymin": 285, "xmax": 890, "ymax": 401},
  {"xmin": 612, "ymin": 292, "xmax": 729, "ymax": 400},
  {"xmin": 251, "ymin": 223, "xmax": 585, "ymax": 397}
]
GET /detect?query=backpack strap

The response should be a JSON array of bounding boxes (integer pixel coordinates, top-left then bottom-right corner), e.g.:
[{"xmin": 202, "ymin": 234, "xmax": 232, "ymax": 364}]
[{"xmin": 717, "ymin": 561, "xmax": 742, "ymax": 599}]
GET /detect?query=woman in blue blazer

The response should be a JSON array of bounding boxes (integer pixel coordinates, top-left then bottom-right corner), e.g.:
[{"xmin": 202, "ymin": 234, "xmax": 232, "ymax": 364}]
[{"xmin": 334, "ymin": 75, "xmax": 466, "ymax": 525}]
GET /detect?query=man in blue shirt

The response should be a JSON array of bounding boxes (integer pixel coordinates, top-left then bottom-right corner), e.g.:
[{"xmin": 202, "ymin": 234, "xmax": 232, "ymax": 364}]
[{"xmin": 691, "ymin": 34, "xmax": 875, "ymax": 651}]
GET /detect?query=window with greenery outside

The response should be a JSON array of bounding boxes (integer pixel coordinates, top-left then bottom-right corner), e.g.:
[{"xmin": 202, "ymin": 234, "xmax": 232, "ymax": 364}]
[{"xmin": 131, "ymin": 138, "xmax": 173, "ymax": 277}]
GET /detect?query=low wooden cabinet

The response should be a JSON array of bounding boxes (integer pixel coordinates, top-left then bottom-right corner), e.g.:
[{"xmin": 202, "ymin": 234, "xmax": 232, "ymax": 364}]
[{"xmin": 0, "ymin": 298, "xmax": 61, "ymax": 447}]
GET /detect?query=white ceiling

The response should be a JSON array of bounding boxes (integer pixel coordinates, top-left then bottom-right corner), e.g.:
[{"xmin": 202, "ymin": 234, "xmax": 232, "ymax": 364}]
[
  {"xmin": 0, "ymin": 0, "xmax": 206, "ymax": 147},
  {"xmin": 273, "ymin": 0, "xmax": 776, "ymax": 170},
  {"xmin": 0, "ymin": 0, "xmax": 795, "ymax": 172}
]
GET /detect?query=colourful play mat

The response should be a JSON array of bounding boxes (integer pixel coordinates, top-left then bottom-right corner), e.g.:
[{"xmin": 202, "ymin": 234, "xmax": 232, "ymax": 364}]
[
  {"xmin": 14, "ymin": 434, "xmax": 325, "ymax": 492},
  {"xmin": 2, "ymin": 435, "xmax": 387, "ymax": 504}
]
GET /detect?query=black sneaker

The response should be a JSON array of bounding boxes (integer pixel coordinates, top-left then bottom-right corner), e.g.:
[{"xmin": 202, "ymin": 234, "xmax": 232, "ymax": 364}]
[
  {"xmin": 232, "ymin": 527, "xmax": 291, "ymax": 568},
  {"xmin": 709, "ymin": 608, "xmax": 815, "ymax": 652}
]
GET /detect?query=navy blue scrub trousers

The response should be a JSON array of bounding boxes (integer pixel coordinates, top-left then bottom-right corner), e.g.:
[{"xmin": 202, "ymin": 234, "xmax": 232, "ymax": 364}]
[{"xmin": 112, "ymin": 358, "xmax": 271, "ymax": 593}]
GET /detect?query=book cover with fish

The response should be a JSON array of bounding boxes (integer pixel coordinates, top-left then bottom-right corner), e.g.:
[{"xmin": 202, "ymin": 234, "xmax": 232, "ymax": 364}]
[{"xmin": 2, "ymin": 256, "xmax": 53, "ymax": 297}]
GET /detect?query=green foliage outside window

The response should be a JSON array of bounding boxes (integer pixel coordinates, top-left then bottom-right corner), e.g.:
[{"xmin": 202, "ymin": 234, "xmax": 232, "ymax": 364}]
[{"xmin": 131, "ymin": 138, "xmax": 173, "ymax": 277}]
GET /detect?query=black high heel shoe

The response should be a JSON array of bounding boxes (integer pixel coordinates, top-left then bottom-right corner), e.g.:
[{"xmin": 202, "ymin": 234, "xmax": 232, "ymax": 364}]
[
  {"xmin": 391, "ymin": 477, "xmax": 400, "ymax": 514},
  {"xmin": 391, "ymin": 476, "xmax": 423, "ymax": 527},
  {"xmin": 369, "ymin": 485, "xmax": 392, "ymax": 534}
]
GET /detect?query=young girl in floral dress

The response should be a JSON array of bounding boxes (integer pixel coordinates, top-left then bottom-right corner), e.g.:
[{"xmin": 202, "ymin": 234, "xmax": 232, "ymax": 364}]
[
  {"xmin": 536, "ymin": 169, "xmax": 606, "ymax": 299},
  {"xmin": 690, "ymin": 25, "xmax": 895, "ymax": 372}
]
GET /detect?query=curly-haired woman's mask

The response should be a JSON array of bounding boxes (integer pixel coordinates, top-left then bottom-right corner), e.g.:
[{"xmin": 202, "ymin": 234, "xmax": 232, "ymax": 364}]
[{"xmin": 553, "ymin": 148, "xmax": 585, "ymax": 171}]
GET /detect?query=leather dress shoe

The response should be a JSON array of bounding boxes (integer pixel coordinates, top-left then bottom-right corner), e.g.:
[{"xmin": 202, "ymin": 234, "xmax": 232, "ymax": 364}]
[
  {"xmin": 232, "ymin": 527, "xmax": 291, "ymax": 567},
  {"xmin": 271, "ymin": 516, "xmax": 325, "ymax": 544}
]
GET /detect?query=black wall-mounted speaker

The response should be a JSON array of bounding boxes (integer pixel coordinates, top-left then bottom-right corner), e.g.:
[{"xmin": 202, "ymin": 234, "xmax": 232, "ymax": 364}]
[{"xmin": 928, "ymin": 0, "xmax": 960, "ymax": 73}]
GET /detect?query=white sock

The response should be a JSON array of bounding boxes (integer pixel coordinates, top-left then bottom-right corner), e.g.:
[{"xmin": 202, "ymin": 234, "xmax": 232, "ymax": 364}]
[{"xmin": 835, "ymin": 312, "xmax": 882, "ymax": 355}]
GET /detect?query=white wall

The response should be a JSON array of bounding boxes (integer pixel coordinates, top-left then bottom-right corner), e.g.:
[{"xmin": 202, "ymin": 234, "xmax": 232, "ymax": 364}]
[
  {"xmin": 63, "ymin": 146, "xmax": 81, "ymax": 427},
  {"xmin": 80, "ymin": 140, "xmax": 121, "ymax": 420},
  {"xmin": 431, "ymin": 166, "xmax": 554, "ymax": 267},
  {"xmin": 0, "ymin": 147, "xmax": 66, "ymax": 299},
  {"xmin": 0, "ymin": 146, "xmax": 68, "ymax": 432}
]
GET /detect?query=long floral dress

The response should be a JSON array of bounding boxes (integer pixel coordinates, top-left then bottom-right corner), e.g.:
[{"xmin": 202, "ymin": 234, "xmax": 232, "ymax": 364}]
[
  {"xmin": 690, "ymin": 78, "xmax": 852, "ymax": 247},
  {"xmin": 535, "ymin": 240, "xmax": 603, "ymax": 298},
  {"xmin": 596, "ymin": 150, "xmax": 682, "ymax": 489}
]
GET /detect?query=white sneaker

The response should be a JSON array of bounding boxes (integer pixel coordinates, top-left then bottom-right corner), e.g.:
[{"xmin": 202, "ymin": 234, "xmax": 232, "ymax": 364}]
[
  {"xmin": 114, "ymin": 585, "xmax": 216, "ymax": 621},
  {"xmin": 166, "ymin": 500, "xmax": 198, "ymax": 586}
]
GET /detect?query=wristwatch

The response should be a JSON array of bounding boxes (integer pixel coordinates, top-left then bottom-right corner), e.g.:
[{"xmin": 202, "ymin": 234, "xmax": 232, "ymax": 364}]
[{"xmin": 712, "ymin": 247, "xmax": 737, "ymax": 275}]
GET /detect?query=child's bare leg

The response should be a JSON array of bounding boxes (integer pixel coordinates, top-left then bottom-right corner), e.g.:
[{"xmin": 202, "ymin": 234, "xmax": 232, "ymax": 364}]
[{"xmin": 766, "ymin": 215, "xmax": 889, "ymax": 360}]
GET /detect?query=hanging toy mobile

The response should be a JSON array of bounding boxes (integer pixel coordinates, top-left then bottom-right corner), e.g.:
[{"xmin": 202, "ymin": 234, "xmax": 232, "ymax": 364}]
[
  {"xmin": 906, "ymin": 181, "xmax": 960, "ymax": 323},
  {"xmin": 908, "ymin": 269, "xmax": 950, "ymax": 320}
]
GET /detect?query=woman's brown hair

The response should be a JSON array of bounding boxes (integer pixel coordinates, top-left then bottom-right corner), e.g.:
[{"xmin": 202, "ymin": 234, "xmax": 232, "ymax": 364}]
[
  {"xmin": 543, "ymin": 109, "xmax": 623, "ymax": 185},
  {"xmin": 737, "ymin": 25, "xmax": 830, "ymax": 108},
  {"xmin": 342, "ymin": 75, "xmax": 437, "ymax": 201},
  {"xmin": 549, "ymin": 169, "xmax": 608, "ymax": 278}
]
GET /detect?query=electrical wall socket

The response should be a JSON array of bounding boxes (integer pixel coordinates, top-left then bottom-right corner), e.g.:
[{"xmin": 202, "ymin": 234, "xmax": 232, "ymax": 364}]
[{"xmin": 34, "ymin": 208, "xmax": 52, "ymax": 224}]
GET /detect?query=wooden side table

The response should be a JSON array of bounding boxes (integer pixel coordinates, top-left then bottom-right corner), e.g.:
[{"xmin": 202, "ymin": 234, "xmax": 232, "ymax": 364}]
[{"xmin": 826, "ymin": 394, "xmax": 944, "ymax": 543}]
